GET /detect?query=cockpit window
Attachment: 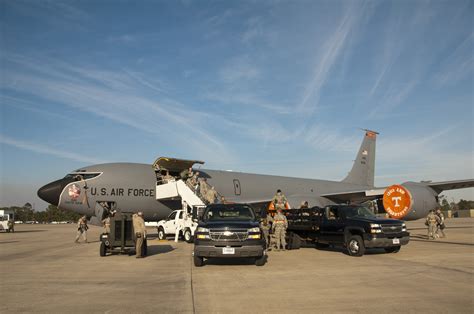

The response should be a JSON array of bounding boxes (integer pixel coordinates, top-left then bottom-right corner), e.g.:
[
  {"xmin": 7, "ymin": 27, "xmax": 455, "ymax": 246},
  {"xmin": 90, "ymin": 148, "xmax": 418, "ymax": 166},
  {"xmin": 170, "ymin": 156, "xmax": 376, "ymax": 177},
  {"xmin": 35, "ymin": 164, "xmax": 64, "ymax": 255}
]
[{"xmin": 64, "ymin": 173, "xmax": 101, "ymax": 181}]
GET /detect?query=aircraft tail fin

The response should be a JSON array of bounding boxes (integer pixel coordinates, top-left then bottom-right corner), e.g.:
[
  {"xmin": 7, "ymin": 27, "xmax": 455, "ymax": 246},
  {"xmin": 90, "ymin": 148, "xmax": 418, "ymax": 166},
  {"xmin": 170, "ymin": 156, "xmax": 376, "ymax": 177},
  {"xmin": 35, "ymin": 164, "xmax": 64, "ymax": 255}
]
[{"xmin": 342, "ymin": 130, "xmax": 377, "ymax": 187}]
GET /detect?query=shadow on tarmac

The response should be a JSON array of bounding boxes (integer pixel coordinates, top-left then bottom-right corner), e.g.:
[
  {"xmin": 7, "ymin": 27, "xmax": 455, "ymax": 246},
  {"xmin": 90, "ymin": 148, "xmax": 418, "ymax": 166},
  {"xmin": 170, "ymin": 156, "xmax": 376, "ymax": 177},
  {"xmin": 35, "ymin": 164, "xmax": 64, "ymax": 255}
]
[
  {"xmin": 409, "ymin": 235, "xmax": 473, "ymax": 246},
  {"xmin": 146, "ymin": 244, "xmax": 174, "ymax": 256},
  {"xmin": 313, "ymin": 245, "xmax": 390, "ymax": 256},
  {"xmin": 409, "ymin": 226, "xmax": 473, "ymax": 231},
  {"xmin": 203, "ymin": 255, "xmax": 267, "ymax": 266},
  {"xmin": 3, "ymin": 230, "xmax": 47, "ymax": 233}
]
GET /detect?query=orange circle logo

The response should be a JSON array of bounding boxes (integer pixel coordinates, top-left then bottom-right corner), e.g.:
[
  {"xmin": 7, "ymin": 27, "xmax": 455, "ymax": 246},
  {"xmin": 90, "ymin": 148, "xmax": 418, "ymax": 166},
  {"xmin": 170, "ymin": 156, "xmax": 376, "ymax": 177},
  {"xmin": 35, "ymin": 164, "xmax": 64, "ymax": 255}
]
[{"xmin": 383, "ymin": 184, "xmax": 412, "ymax": 218}]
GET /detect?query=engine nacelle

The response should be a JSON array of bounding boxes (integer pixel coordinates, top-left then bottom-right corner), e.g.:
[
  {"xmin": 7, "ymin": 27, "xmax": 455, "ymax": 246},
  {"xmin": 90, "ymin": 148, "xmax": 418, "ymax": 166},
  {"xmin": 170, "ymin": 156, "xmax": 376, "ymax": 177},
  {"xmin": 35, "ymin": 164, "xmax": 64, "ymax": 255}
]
[{"xmin": 382, "ymin": 182, "xmax": 439, "ymax": 220}]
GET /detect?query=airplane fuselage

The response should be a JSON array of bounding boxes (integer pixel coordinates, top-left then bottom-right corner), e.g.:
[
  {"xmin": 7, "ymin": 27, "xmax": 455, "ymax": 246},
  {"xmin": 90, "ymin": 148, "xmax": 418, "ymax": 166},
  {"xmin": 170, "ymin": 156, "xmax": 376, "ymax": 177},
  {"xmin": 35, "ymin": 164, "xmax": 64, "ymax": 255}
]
[
  {"xmin": 38, "ymin": 131, "xmax": 473, "ymax": 222},
  {"xmin": 39, "ymin": 162, "xmax": 371, "ymax": 221}
]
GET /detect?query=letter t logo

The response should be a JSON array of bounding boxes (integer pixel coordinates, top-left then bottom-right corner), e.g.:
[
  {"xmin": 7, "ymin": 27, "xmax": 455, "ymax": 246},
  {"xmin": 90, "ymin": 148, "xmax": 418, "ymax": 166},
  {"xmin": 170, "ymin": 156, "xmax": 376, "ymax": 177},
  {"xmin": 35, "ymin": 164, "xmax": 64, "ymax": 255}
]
[{"xmin": 392, "ymin": 196, "xmax": 402, "ymax": 207}]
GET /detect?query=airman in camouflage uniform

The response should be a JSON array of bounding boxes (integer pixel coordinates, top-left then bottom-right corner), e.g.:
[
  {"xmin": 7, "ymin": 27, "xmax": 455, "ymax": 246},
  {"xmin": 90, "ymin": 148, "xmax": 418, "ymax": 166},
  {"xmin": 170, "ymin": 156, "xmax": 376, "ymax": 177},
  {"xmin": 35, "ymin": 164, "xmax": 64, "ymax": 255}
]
[
  {"xmin": 272, "ymin": 209, "xmax": 288, "ymax": 251},
  {"xmin": 206, "ymin": 186, "xmax": 218, "ymax": 204},
  {"xmin": 102, "ymin": 216, "xmax": 111, "ymax": 234},
  {"xmin": 272, "ymin": 189, "xmax": 288, "ymax": 211},
  {"xmin": 425, "ymin": 210, "xmax": 440, "ymax": 240},
  {"xmin": 7, "ymin": 219, "xmax": 14, "ymax": 233},
  {"xmin": 74, "ymin": 216, "xmax": 88, "ymax": 243},
  {"xmin": 198, "ymin": 177, "xmax": 209, "ymax": 199},
  {"xmin": 435, "ymin": 208, "xmax": 446, "ymax": 238},
  {"xmin": 133, "ymin": 211, "xmax": 147, "ymax": 258},
  {"xmin": 260, "ymin": 216, "xmax": 271, "ymax": 249},
  {"xmin": 101, "ymin": 210, "xmax": 115, "ymax": 234},
  {"xmin": 187, "ymin": 171, "xmax": 199, "ymax": 190},
  {"xmin": 180, "ymin": 167, "xmax": 193, "ymax": 181}
]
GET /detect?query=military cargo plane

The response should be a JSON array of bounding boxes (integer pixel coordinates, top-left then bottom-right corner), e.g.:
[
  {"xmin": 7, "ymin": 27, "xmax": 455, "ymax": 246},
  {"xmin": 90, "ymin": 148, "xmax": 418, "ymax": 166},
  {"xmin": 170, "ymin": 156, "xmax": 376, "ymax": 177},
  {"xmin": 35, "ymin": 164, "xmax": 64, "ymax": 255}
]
[{"xmin": 37, "ymin": 130, "xmax": 473, "ymax": 223}]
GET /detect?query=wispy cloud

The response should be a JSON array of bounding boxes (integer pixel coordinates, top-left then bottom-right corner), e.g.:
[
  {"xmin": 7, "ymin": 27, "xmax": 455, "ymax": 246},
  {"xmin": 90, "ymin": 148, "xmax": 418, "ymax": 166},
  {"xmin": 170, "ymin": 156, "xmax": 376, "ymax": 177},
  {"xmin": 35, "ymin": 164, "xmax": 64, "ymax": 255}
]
[
  {"xmin": 298, "ymin": 3, "xmax": 364, "ymax": 114},
  {"xmin": 106, "ymin": 34, "xmax": 136, "ymax": 44},
  {"xmin": 0, "ymin": 95, "xmax": 74, "ymax": 121},
  {"xmin": 241, "ymin": 15, "xmax": 277, "ymax": 45},
  {"xmin": 2, "ymin": 54, "xmax": 235, "ymax": 162},
  {"xmin": 367, "ymin": 78, "xmax": 418, "ymax": 119},
  {"xmin": 205, "ymin": 91, "xmax": 293, "ymax": 115},
  {"xmin": 218, "ymin": 57, "xmax": 261, "ymax": 83},
  {"xmin": 0, "ymin": 134, "xmax": 107, "ymax": 164},
  {"xmin": 122, "ymin": 69, "xmax": 167, "ymax": 94},
  {"xmin": 303, "ymin": 125, "xmax": 360, "ymax": 153},
  {"xmin": 6, "ymin": 0, "xmax": 89, "ymax": 30},
  {"xmin": 205, "ymin": 9, "xmax": 236, "ymax": 27},
  {"xmin": 375, "ymin": 126, "xmax": 473, "ymax": 184},
  {"xmin": 433, "ymin": 34, "xmax": 474, "ymax": 86}
]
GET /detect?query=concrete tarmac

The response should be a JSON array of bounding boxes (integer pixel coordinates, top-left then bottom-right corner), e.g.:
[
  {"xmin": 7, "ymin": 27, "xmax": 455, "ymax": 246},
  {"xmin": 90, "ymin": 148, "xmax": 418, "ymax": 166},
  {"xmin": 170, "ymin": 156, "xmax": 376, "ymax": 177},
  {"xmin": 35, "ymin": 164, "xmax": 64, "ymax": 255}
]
[{"xmin": 1, "ymin": 218, "xmax": 473, "ymax": 313}]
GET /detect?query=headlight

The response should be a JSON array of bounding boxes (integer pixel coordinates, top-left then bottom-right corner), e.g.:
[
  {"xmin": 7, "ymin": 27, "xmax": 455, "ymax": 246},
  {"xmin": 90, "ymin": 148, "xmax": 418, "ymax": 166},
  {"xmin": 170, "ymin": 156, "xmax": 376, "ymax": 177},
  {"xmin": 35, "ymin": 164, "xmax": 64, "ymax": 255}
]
[
  {"xmin": 248, "ymin": 227, "xmax": 260, "ymax": 233},
  {"xmin": 248, "ymin": 234, "xmax": 261, "ymax": 239},
  {"xmin": 197, "ymin": 227, "xmax": 209, "ymax": 233},
  {"xmin": 402, "ymin": 223, "xmax": 407, "ymax": 231},
  {"xmin": 370, "ymin": 223, "xmax": 382, "ymax": 234}
]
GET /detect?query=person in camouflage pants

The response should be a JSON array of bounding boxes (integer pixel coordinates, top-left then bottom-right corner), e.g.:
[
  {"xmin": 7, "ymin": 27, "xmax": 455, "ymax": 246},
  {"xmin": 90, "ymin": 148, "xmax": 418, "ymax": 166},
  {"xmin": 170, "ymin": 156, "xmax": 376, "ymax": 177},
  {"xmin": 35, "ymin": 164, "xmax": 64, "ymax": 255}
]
[
  {"xmin": 425, "ymin": 210, "xmax": 440, "ymax": 240},
  {"xmin": 272, "ymin": 208, "xmax": 288, "ymax": 251}
]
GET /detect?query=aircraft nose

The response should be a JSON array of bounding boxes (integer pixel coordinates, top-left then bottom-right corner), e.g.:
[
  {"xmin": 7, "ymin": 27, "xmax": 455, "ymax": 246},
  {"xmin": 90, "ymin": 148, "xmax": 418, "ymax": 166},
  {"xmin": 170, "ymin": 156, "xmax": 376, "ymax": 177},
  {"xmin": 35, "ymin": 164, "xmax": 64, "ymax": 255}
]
[{"xmin": 37, "ymin": 178, "xmax": 72, "ymax": 206}]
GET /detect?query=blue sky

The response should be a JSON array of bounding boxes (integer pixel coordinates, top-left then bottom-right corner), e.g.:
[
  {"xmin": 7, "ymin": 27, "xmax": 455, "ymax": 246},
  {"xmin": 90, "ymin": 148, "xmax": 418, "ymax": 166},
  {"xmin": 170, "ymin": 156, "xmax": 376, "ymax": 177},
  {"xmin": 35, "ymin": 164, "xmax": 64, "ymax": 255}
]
[{"xmin": 1, "ymin": 0, "xmax": 473, "ymax": 210}]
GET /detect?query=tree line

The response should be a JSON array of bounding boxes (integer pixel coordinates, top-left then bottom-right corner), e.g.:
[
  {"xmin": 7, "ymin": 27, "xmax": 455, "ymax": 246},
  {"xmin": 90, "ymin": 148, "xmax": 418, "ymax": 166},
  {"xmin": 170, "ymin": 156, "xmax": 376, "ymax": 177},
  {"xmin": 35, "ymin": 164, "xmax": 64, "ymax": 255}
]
[
  {"xmin": 1, "ymin": 203, "xmax": 81, "ymax": 223},
  {"xmin": 439, "ymin": 197, "xmax": 474, "ymax": 212}
]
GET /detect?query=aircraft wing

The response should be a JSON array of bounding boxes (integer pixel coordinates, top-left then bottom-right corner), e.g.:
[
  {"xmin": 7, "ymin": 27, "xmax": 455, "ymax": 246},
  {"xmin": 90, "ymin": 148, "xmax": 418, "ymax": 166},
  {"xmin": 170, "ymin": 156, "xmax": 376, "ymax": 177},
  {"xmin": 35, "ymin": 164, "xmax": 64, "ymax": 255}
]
[
  {"xmin": 426, "ymin": 179, "xmax": 474, "ymax": 194},
  {"xmin": 321, "ymin": 179, "xmax": 474, "ymax": 203},
  {"xmin": 225, "ymin": 196, "xmax": 272, "ymax": 206},
  {"xmin": 320, "ymin": 189, "xmax": 386, "ymax": 203}
]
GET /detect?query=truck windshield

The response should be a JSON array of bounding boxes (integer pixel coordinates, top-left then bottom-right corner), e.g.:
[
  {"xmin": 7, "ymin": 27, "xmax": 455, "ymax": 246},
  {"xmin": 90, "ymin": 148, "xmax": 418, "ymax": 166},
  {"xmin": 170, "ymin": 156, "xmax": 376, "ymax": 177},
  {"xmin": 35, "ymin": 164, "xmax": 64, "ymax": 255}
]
[
  {"xmin": 343, "ymin": 206, "xmax": 376, "ymax": 219},
  {"xmin": 204, "ymin": 205, "xmax": 255, "ymax": 221}
]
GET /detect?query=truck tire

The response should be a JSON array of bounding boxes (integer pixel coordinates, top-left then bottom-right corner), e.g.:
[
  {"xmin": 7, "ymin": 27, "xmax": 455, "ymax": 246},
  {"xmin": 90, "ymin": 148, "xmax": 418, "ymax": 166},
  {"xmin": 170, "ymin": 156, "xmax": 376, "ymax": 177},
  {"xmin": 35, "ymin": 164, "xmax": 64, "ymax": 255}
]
[
  {"xmin": 384, "ymin": 246, "xmax": 400, "ymax": 253},
  {"xmin": 287, "ymin": 232, "xmax": 301, "ymax": 250},
  {"xmin": 347, "ymin": 235, "xmax": 365, "ymax": 257},
  {"xmin": 194, "ymin": 255, "xmax": 204, "ymax": 267},
  {"xmin": 158, "ymin": 227, "xmax": 166, "ymax": 240},
  {"xmin": 255, "ymin": 255, "xmax": 266, "ymax": 266},
  {"xmin": 100, "ymin": 242, "xmax": 106, "ymax": 257},
  {"xmin": 184, "ymin": 228, "xmax": 193, "ymax": 243}
]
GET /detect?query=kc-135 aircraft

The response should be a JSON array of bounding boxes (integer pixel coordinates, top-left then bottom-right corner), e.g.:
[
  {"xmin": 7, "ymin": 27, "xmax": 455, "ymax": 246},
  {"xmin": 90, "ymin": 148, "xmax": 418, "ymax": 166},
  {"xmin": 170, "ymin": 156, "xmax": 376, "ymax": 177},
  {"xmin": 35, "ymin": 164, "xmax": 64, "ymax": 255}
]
[{"xmin": 38, "ymin": 130, "xmax": 473, "ymax": 222}]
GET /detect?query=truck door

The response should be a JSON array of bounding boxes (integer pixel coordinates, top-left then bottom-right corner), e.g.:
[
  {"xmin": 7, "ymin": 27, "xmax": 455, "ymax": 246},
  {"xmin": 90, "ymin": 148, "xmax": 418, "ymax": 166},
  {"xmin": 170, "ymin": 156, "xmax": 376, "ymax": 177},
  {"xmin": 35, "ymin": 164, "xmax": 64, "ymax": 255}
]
[
  {"xmin": 164, "ymin": 211, "xmax": 178, "ymax": 233},
  {"xmin": 320, "ymin": 207, "xmax": 345, "ymax": 244}
]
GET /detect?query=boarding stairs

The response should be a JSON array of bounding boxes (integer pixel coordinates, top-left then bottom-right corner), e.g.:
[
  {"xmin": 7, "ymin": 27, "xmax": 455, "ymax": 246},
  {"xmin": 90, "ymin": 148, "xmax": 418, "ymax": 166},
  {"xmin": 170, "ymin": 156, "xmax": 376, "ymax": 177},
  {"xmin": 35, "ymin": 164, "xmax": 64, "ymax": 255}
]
[{"xmin": 156, "ymin": 179, "xmax": 205, "ymax": 208}]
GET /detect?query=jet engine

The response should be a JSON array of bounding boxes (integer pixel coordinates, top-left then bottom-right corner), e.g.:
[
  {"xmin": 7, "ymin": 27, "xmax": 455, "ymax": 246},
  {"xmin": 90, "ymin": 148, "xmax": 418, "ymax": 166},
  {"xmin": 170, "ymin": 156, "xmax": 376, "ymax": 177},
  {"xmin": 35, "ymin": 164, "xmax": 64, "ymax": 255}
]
[{"xmin": 381, "ymin": 182, "xmax": 439, "ymax": 220}]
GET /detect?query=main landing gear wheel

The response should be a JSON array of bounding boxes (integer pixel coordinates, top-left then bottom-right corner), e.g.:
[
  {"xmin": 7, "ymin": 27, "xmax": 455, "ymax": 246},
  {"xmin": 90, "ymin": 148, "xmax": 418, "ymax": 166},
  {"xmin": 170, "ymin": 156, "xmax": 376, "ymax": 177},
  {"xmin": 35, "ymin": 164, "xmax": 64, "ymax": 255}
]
[
  {"xmin": 157, "ymin": 227, "xmax": 166, "ymax": 240},
  {"xmin": 347, "ymin": 235, "xmax": 365, "ymax": 257}
]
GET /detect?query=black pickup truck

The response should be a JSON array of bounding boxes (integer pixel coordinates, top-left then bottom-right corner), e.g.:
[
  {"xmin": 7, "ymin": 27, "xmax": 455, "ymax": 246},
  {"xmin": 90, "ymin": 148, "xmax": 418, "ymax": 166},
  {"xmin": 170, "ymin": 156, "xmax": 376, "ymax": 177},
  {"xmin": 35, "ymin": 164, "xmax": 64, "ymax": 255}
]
[
  {"xmin": 193, "ymin": 204, "xmax": 267, "ymax": 266},
  {"xmin": 285, "ymin": 205, "xmax": 410, "ymax": 256}
]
